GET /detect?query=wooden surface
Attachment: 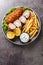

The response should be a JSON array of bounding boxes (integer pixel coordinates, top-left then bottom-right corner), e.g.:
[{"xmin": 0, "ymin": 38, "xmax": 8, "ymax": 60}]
[{"xmin": 0, "ymin": 0, "xmax": 43, "ymax": 65}]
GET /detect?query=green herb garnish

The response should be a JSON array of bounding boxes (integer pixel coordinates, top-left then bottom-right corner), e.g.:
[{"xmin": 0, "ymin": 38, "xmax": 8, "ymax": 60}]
[
  {"xmin": 2, "ymin": 19, "xmax": 8, "ymax": 34},
  {"xmin": 20, "ymin": 6, "xmax": 31, "ymax": 10}
]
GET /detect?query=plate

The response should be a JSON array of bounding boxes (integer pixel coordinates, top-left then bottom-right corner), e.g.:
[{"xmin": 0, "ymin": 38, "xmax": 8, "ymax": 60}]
[{"xmin": 2, "ymin": 6, "xmax": 41, "ymax": 45}]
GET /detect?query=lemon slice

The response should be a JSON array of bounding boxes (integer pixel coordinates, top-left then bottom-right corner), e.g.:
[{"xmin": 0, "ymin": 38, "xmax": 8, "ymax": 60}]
[
  {"xmin": 7, "ymin": 31, "xmax": 15, "ymax": 39},
  {"xmin": 14, "ymin": 28, "xmax": 21, "ymax": 36}
]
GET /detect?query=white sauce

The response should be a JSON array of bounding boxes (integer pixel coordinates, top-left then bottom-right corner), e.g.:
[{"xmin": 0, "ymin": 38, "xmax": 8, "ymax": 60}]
[{"xmin": 20, "ymin": 33, "xmax": 29, "ymax": 43}]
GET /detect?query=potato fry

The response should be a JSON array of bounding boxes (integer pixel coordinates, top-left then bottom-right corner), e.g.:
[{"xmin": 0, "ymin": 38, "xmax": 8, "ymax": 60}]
[
  {"xmin": 33, "ymin": 16, "xmax": 40, "ymax": 29},
  {"xmin": 29, "ymin": 11, "xmax": 35, "ymax": 19},
  {"xmin": 37, "ymin": 21, "xmax": 40, "ymax": 28},
  {"xmin": 29, "ymin": 30, "xmax": 35, "ymax": 36},
  {"xmin": 31, "ymin": 27, "xmax": 37, "ymax": 30},
  {"xmin": 32, "ymin": 18, "xmax": 38, "ymax": 29},
  {"xmin": 36, "ymin": 18, "xmax": 40, "ymax": 28},
  {"xmin": 27, "ymin": 30, "xmax": 29, "ymax": 33},
  {"xmin": 30, "ymin": 30, "xmax": 38, "ymax": 39},
  {"xmin": 35, "ymin": 15, "xmax": 37, "ymax": 25},
  {"xmin": 25, "ymin": 23, "xmax": 32, "ymax": 32},
  {"xmin": 29, "ymin": 28, "xmax": 33, "ymax": 32},
  {"xmin": 22, "ymin": 27, "xmax": 25, "ymax": 32}
]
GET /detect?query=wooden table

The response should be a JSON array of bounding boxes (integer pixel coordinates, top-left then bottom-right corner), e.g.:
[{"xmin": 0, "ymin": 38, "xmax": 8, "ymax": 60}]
[{"xmin": 0, "ymin": 0, "xmax": 43, "ymax": 65}]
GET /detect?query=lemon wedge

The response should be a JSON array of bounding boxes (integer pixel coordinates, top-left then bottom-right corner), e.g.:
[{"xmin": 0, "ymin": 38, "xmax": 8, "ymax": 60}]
[
  {"xmin": 14, "ymin": 28, "xmax": 21, "ymax": 36},
  {"xmin": 7, "ymin": 31, "xmax": 15, "ymax": 39}
]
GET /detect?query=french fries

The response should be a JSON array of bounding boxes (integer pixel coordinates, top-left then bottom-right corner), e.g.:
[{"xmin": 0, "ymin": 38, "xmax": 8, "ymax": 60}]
[
  {"xmin": 29, "ymin": 11, "xmax": 35, "ymax": 20},
  {"xmin": 36, "ymin": 18, "xmax": 40, "ymax": 28},
  {"xmin": 22, "ymin": 11, "xmax": 40, "ymax": 39},
  {"xmin": 23, "ymin": 19, "xmax": 33, "ymax": 32},
  {"xmin": 25, "ymin": 23, "xmax": 32, "ymax": 32},
  {"xmin": 29, "ymin": 30, "xmax": 35, "ymax": 36},
  {"xmin": 30, "ymin": 30, "xmax": 38, "ymax": 39}
]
